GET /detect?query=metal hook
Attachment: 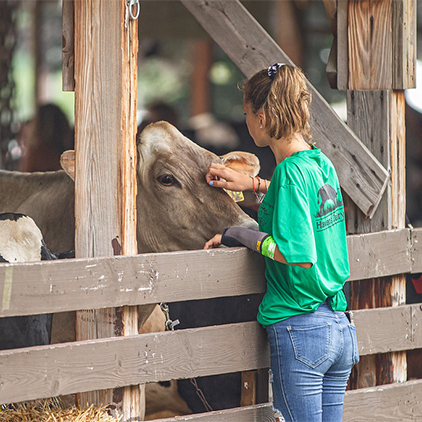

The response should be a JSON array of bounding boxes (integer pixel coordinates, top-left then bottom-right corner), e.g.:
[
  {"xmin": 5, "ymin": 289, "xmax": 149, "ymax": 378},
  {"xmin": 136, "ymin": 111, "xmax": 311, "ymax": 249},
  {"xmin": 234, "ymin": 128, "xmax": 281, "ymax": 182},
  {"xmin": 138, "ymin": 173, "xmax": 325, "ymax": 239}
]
[{"xmin": 128, "ymin": 0, "xmax": 140, "ymax": 20}]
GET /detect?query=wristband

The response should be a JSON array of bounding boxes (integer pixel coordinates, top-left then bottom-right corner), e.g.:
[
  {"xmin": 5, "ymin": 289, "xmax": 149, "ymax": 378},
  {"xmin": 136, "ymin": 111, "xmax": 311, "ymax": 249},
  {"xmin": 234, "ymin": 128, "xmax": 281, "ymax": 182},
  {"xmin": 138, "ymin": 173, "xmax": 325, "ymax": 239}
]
[{"xmin": 261, "ymin": 236, "xmax": 277, "ymax": 260}]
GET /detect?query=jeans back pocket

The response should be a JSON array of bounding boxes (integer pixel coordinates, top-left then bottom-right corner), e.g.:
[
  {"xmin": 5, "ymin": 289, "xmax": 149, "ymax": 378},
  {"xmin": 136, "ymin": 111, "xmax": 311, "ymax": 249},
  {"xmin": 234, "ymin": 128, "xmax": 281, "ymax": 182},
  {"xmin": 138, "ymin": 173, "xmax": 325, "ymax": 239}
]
[{"xmin": 287, "ymin": 323, "xmax": 331, "ymax": 368}]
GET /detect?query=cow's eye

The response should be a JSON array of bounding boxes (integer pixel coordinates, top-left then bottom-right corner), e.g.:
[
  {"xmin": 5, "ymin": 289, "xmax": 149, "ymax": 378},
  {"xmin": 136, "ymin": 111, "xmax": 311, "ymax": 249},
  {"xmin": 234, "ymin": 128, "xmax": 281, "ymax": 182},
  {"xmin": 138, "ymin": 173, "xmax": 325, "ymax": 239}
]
[{"xmin": 158, "ymin": 174, "xmax": 175, "ymax": 186}]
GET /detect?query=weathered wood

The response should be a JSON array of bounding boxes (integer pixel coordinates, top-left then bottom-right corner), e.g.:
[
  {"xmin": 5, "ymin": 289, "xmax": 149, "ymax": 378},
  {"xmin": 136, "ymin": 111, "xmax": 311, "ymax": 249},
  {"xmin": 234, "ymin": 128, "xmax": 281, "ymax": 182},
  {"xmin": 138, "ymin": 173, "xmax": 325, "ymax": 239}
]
[
  {"xmin": 353, "ymin": 305, "xmax": 422, "ymax": 356},
  {"xmin": 0, "ymin": 248, "xmax": 266, "ymax": 317},
  {"xmin": 0, "ymin": 229, "xmax": 420, "ymax": 318},
  {"xmin": 152, "ymin": 403, "xmax": 276, "ymax": 422},
  {"xmin": 336, "ymin": 0, "xmax": 349, "ymax": 90},
  {"xmin": 323, "ymin": 0, "xmax": 348, "ymax": 90},
  {"xmin": 343, "ymin": 379, "xmax": 422, "ymax": 421},
  {"xmin": 180, "ymin": 0, "xmax": 388, "ymax": 218},
  {"xmin": 392, "ymin": 0, "xmax": 417, "ymax": 89},
  {"xmin": 62, "ymin": 0, "xmax": 74, "ymax": 91},
  {"xmin": 345, "ymin": 90, "xmax": 391, "ymax": 234},
  {"xmin": 347, "ymin": 229, "xmax": 411, "ymax": 282},
  {"xmin": 0, "ymin": 229, "xmax": 419, "ymax": 318},
  {"xmin": 240, "ymin": 371, "xmax": 257, "ymax": 407},
  {"xmin": 0, "ymin": 322, "xmax": 270, "ymax": 405},
  {"xmin": 73, "ymin": 0, "xmax": 142, "ymax": 417},
  {"xmin": 1, "ymin": 303, "xmax": 422, "ymax": 407},
  {"xmin": 348, "ymin": 0, "xmax": 392, "ymax": 90},
  {"xmin": 412, "ymin": 228, "xmax": 422, "ymax": 273}
]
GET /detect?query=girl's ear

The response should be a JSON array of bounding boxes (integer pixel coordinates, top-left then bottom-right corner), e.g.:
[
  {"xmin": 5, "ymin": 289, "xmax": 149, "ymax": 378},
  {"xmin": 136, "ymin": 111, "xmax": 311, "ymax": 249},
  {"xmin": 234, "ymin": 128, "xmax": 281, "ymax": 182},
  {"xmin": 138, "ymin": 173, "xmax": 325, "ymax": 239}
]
[
  {"xmin": 258, "ymin": 110, "xmax": 267, "ymax": 129},
  {"xmin": 220, "ymin": 151, "xmax": 260, "ymax": 177}
]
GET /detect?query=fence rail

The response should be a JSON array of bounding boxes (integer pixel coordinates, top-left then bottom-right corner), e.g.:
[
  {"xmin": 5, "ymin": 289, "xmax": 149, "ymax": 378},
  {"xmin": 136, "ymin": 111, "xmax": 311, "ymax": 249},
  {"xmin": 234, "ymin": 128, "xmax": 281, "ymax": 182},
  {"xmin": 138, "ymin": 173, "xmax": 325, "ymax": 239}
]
[
  {"xmin": 0, "ymin": 228, "xmax": 420, "ymax": 318},
  {"xmin": 0, "ymin": 227, "xmax": 421, "ymax": 420}
]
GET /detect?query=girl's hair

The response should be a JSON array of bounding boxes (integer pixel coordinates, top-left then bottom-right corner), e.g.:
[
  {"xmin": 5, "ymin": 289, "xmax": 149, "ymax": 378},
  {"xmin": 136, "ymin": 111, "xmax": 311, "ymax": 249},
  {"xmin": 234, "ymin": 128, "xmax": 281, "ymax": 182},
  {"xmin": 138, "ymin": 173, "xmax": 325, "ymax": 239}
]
[{"xmin": 241, "ymin": 65, "xmax": 312, "ymax": 141}]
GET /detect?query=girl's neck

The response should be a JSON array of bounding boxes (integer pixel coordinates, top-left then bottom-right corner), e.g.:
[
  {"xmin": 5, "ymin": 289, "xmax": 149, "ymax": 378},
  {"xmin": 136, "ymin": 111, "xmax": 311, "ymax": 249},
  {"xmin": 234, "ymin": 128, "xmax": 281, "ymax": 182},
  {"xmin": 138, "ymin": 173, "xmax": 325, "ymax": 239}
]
[{"xmin": 270, "ymin": 132, "xmax": 311, "ymax": 165}]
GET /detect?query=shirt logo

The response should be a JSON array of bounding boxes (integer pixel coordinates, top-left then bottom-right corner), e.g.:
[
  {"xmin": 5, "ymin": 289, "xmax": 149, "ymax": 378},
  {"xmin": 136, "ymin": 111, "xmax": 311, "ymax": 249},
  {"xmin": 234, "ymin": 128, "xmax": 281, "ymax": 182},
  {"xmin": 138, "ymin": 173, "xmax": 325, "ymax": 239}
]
[{"xmin": 315, "ymin": 183, "xmax": 344, "ymax": 231}]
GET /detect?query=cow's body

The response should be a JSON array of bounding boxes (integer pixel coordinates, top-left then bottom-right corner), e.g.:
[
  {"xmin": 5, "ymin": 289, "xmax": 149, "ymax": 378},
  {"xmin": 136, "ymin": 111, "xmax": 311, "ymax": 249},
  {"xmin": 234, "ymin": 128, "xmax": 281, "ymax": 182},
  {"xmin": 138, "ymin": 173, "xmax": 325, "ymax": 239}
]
[
  {"xmin": 0, "ymin": 171, "xmax": 75, "ymax": 253},
  {"xmin": 0, "ymin": 122, "xmax": 260, "ymax": 414}
]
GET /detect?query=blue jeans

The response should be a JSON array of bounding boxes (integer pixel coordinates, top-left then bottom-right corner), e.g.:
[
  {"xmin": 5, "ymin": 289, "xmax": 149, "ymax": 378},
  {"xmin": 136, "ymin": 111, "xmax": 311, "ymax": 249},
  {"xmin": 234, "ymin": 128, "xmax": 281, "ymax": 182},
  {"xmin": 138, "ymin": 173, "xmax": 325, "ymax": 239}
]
[{"xmin": 265, "ymin": 301, "xmax": 359, "ymax": 422}]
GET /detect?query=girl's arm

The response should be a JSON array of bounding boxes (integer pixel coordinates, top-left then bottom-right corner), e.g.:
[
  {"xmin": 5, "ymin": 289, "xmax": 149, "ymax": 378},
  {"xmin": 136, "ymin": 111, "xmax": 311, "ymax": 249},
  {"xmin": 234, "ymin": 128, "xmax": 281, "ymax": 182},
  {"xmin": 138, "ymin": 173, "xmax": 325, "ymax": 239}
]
[{"xmin": 204, "ymin": 227, "xmax": 311, "ymax": 269}]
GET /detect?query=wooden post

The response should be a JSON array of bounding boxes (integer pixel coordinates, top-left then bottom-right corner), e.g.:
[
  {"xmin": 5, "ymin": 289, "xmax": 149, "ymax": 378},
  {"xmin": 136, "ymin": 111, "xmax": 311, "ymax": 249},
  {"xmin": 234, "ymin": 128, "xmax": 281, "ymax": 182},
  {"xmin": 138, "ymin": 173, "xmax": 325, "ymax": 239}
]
[
  {"xmin": 339, "ymin": 0, "xmax": 416, "ymax": 388},
  {"xmin": 62, "ymin": 0, "xmax": 74, "ymax": 92},
  {"xmin": 73, "ymin": 0, "xmax": 146, "ymax": 419},
  {"xmin": 190, "ymin": 40, "xmax": 213, "ymax": 117}
]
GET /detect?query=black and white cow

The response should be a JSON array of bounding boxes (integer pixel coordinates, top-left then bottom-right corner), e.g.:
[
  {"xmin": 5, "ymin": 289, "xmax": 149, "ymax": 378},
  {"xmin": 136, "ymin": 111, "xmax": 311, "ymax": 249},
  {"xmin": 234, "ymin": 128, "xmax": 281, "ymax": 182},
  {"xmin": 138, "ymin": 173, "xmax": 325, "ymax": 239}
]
[{"xmin": 0, "ymin": 213, "xmax": 57, "ymax": 350}]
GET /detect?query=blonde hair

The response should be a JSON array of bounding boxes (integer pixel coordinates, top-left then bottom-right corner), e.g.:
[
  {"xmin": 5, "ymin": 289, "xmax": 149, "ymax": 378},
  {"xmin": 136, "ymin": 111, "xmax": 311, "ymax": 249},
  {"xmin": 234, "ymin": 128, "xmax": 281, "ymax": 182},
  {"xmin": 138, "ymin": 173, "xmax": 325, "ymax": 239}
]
[{"xmin": 241, "ymin": 65, "xmax": 312, "ymax": 142}]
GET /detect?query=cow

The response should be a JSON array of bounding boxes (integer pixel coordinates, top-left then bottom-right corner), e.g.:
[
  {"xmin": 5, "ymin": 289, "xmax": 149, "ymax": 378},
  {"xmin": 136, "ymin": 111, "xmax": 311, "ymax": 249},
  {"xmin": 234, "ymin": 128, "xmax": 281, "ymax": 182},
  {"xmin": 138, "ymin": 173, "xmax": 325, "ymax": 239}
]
[
  {"xmin": 0, "ymin": 121, "xmax": 262, "ymax": 415},
  {"xmin": 0, "ymin": 213, "xmax": 55, "ymax": 350}
]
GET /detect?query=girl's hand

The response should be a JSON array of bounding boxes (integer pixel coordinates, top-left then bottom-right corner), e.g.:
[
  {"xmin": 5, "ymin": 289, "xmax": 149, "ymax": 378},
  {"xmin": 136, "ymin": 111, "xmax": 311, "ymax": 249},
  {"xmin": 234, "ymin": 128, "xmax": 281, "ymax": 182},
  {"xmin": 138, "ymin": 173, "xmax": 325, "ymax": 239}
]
[
  {"xmin": 204, "ymin": 234, "xmax": 223, "ymax": 249},
  {"xmin": 205, "ymin": 163, "xmax": 252, "ymax": 192}
]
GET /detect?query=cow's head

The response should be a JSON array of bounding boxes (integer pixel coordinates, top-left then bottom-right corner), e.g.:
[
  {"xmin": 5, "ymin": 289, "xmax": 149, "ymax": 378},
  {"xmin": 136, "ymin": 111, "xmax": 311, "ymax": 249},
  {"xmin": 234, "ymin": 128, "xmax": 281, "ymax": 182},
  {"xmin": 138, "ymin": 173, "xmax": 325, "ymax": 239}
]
[
  {"xmin": 60, "ymin": 121, "xmax": 259, "ymax": 253},
  {"xmin": 136, "ymin": 121, "xmax": 258, "ymax": 252}
]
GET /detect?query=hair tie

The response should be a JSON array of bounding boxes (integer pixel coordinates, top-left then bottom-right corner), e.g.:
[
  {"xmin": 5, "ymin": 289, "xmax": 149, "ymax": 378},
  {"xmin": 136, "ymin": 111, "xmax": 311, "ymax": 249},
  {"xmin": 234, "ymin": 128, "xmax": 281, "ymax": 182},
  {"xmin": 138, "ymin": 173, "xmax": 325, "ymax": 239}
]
[{"xmin": 268, "ymin": 62, "xmax": 287, "ymax": 79}]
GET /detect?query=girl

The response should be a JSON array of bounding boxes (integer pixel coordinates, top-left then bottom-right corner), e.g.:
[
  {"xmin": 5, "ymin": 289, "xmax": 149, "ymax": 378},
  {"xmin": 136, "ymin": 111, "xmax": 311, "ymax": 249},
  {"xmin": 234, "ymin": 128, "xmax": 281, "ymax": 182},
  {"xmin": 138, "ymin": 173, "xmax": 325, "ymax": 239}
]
[{"xmin": 204, "ymin": 63, "xmax": 358, "ymax": 422}]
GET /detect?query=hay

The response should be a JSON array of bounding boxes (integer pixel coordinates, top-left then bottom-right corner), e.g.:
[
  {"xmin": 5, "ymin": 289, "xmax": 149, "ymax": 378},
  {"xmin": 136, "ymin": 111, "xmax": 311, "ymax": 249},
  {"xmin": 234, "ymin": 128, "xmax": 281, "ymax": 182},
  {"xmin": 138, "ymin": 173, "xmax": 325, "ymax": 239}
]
[{"xmin": 0, "ymin": 398, "xmax": 121, "ymax": 422}]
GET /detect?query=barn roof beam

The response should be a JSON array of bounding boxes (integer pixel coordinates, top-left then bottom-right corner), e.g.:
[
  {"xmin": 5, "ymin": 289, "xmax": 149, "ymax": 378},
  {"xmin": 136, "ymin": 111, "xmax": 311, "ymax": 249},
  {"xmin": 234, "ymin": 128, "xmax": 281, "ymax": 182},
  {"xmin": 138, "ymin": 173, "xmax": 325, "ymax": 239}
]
[{"xmin": 181, "ymin": 0, "xmax": 389, "ymax": 219}]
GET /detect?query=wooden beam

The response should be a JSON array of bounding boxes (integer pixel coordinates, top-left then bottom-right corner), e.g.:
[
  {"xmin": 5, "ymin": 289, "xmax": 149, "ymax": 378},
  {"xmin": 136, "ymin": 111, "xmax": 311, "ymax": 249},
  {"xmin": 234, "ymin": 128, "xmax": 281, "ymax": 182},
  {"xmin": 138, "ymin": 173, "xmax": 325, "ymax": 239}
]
[
  {"xmin": 73, "ymin": 0, "xmax": 143, "ymax": 418},
  {"xmin": 348, "ymin": 0, "xmax": 392, "ymax": 90},
  {"xmin": 180, "ymin": 0, "xmax": 388, "ymax": 219},
  {"xmin": 0, "ymin": 322, "xmax": 270, "ymax": 405},
  {"xmin": 1, "ymin": 305, "xmax": 422, "ymax": 406},
  {"xmin": 62, "ymin": 0, "xmax": 74, "ymax": 91},
  {"xmin": 353, "ymin": 305, "xmax": 422, "ymax": 356},
  {"xmin": 344, "ymin": 379, "xmax": 422, "ymax": 421},
  {"xmin": 345, "ymin": 0, "xmax": 409, "ymax": 389},
  {"xmin": 347, "ymin": 229, "xmax": 411, "ymax": 282},
  {"xmin": 392, "ymin": 0, "xmax": 417, "ymax": 89},
  {"xmin": 1, "ymin": 229, "xmax": 420, "ymax": 319},
  {"xmin": 412, "ymin": 228, "xmax": 422, "ymax": 273}
]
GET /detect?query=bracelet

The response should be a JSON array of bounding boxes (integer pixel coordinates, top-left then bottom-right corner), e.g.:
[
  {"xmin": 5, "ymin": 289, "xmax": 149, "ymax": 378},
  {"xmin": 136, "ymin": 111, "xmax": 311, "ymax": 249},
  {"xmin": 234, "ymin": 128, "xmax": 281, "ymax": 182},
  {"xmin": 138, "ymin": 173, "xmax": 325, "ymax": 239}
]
[
  {"xmin": 264, "ymin": 179, "xmax": 268, "ymax": 192},
  {"xmin": 250, "ymin": 176, "xmax": 263, "ymax": 204}
]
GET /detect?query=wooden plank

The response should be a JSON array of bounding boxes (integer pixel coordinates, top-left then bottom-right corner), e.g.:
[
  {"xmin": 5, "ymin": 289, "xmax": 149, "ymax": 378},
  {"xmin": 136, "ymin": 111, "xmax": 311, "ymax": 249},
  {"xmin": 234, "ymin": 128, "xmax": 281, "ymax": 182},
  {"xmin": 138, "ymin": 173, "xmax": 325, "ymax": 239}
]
[
  {"xmin": 347, "ymin": 229, "xmax": 411, "ymax": 282},
  {"xmin": 240, "ymin": 371, "xmax": 257, "ymax": 407},
  {"xmin": 345, "ymin": 90, "xmax": 391, "ymax": 233},
  {"xmin": 0, "ymin": 322, "xmax": 270, "ymax": 405},
  {"xmin": 343, "ymin": 379, "xmax": 422, "ymax": 421},
  {"xmin": 151, "ymin": 403, "xmax": 275, "ymax": 422},
  {"xmin": 73, "ymin": 0, "xmax": 142, "ymax": 416},
  {"xmin": 336, "ymin": 0, "xmax": 349, "ymax": 90},
  {"xmin": 353, "ymin": 305, "xmax": 422, "ymax": 356},
  {"xmin": 411, "ymin": 228, "xmax": 422, "ymax": 273},
  {"xmin": 0, "ymin": 228, "xmax": 419, "ymax": 318},
  {"xmin": 180, "ymin": 0, "xmax": 388, "ymax": 218},
  {"xmin": 62, "ymin": 0, "xmax": 74, "ymax": 91},
  {"xmin": 348, "ymin": 0, "xmax": 392, "ymax": 89},
  {"xmin": 1, "ymin": 305, "xmax": 422, "ymax": 406},
  {"xmin": 346, "ymin": 0, "xmax": 409, "ymax": 388},
  {"xmin": 322, "ymin": 0, "xmax": 337, "ymax": 35},
  {"xmin": 392, "ymin": 0, "xmax": 417, "ymax": 89},
  {"xmin": 0, "ymin": 248, "xmax": 266, "ymax": 317}
]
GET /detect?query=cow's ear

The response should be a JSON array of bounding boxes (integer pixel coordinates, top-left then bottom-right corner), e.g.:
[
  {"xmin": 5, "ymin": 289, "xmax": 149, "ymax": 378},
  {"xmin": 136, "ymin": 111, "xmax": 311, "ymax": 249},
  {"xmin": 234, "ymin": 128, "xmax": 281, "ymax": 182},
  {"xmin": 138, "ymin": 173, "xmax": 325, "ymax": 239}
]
[
  {"xmin": 220, "ymin": 151, "xmax": 260, "ymax": 177},
  {"xmin": 60, "ymin": 150, "xmax": 75, "ymax": 181}
]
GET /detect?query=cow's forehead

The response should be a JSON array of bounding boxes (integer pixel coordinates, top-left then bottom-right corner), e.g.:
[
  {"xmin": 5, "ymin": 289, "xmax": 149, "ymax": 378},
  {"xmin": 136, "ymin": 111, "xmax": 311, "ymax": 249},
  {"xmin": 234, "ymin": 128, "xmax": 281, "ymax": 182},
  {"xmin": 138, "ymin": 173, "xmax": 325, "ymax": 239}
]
[{"xmin": 138, "ymin": 121, "xmax": 218, "ymax": 167}]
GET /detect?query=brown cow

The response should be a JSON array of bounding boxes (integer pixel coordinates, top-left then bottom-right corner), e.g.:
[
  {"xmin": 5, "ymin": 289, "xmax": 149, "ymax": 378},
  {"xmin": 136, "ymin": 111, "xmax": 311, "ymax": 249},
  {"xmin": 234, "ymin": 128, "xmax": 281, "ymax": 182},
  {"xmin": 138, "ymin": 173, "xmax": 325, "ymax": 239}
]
[{"xmin": 0, "ymin": 121, "xmax": 261, "ymax": 417}]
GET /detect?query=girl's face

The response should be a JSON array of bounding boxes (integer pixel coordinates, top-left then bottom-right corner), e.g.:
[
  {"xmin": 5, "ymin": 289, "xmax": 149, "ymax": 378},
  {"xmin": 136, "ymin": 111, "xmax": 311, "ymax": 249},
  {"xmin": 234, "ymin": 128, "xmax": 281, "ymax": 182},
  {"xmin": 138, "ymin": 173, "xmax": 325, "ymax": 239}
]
[{"xmin": 243, "ymin": 100, "xmax": 267, "ymax": 147}]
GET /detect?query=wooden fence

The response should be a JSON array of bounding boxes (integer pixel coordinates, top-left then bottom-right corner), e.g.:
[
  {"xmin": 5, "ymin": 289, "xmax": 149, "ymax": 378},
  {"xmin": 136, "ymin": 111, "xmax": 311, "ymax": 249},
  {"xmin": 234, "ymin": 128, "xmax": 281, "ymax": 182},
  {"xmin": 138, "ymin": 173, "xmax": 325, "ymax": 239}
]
[{"xmin": 0, "ymin": 227, "xmax": 421, "ymax": 421}]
